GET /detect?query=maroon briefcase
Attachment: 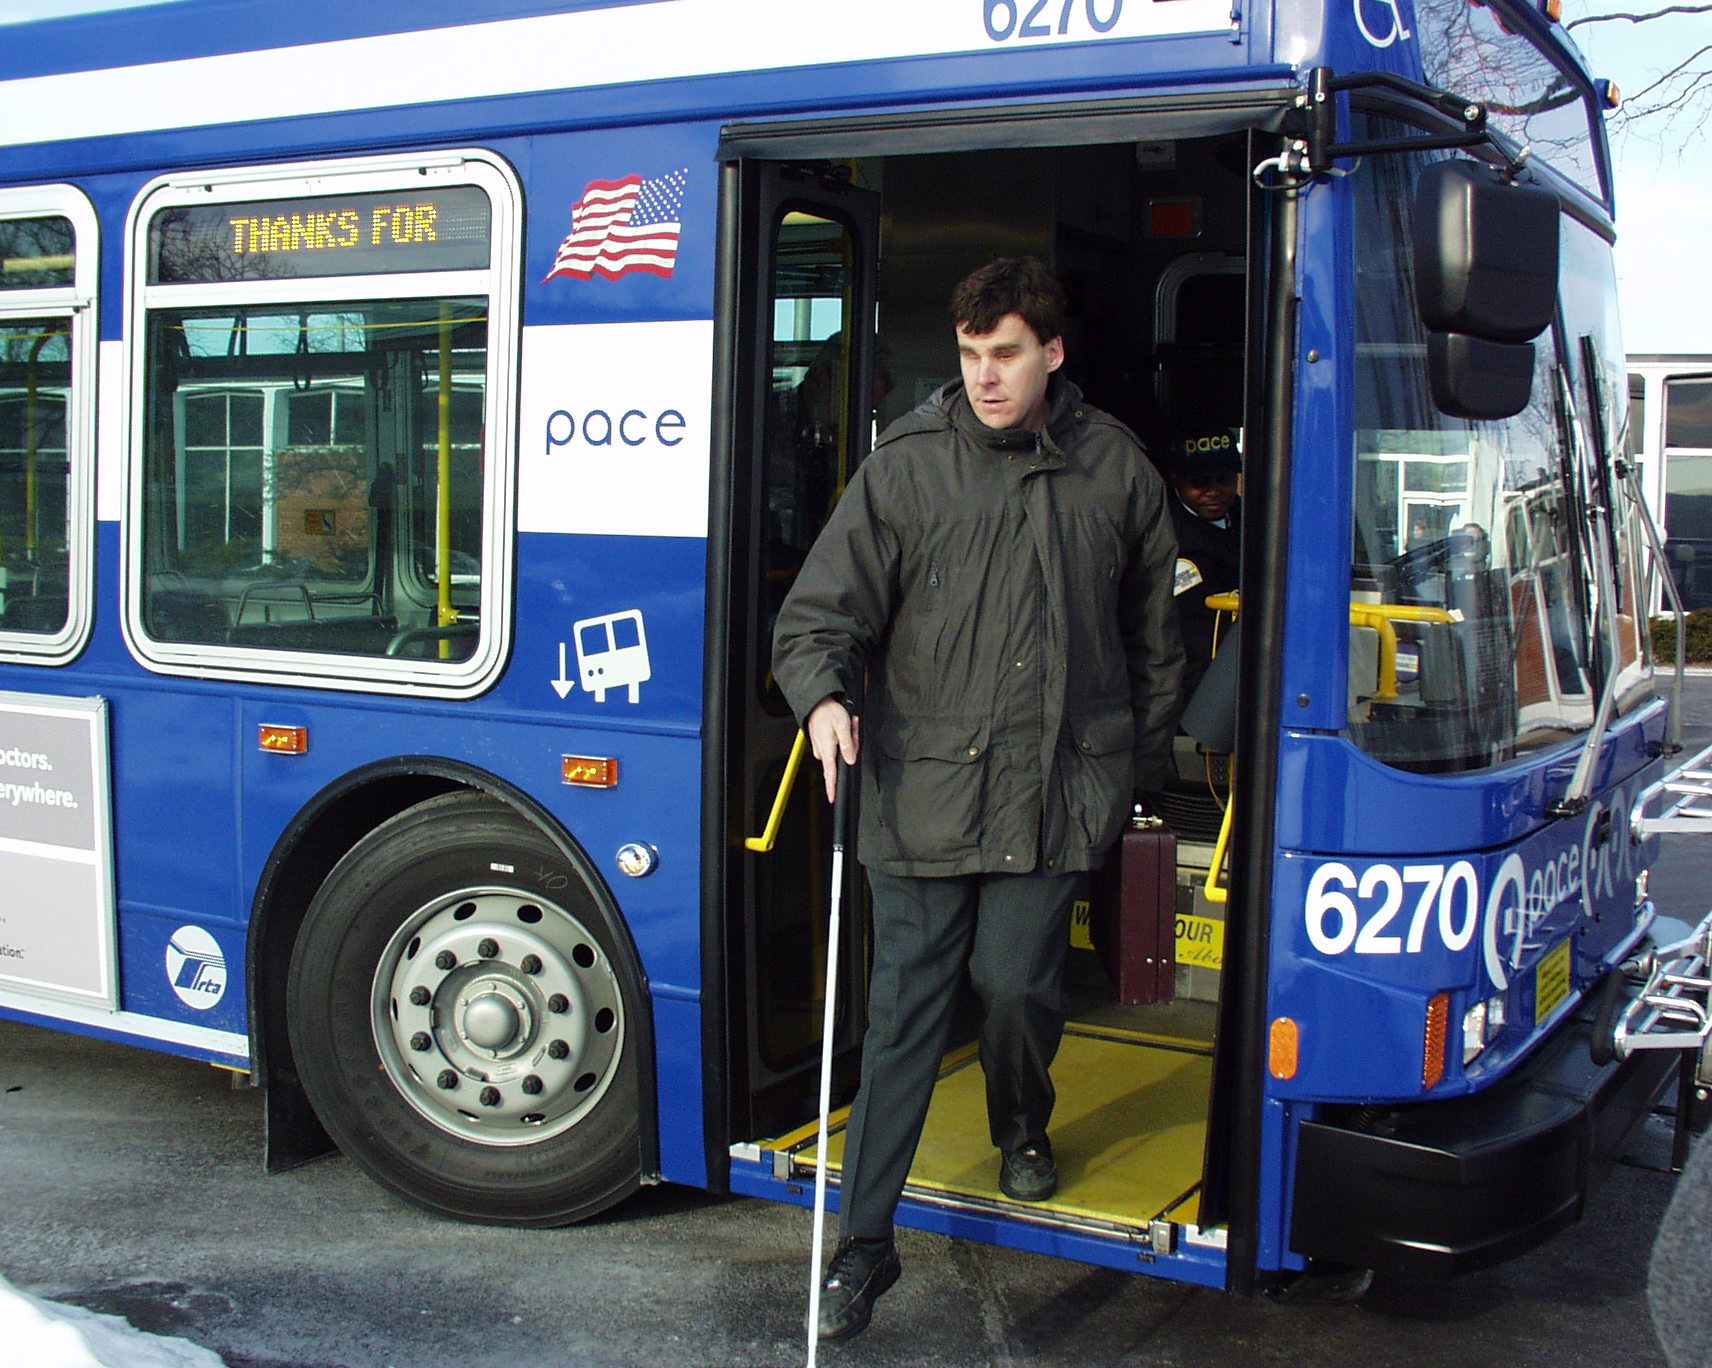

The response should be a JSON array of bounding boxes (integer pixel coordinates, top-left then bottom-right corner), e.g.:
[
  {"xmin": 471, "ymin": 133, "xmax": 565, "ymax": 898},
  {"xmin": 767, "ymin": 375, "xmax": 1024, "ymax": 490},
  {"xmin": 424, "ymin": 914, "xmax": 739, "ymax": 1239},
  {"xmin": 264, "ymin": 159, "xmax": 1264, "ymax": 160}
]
[{"xmin": 1087, "ymin": 813, "xmax": 1177, "ymax": 1005}]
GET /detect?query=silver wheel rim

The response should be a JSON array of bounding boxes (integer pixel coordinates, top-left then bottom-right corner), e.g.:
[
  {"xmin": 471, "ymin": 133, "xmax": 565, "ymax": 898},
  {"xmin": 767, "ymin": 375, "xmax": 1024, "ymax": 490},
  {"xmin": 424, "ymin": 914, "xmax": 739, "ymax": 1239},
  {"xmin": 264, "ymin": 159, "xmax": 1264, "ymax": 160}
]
[{"xmin": 371, "ymin": 884, "xmax": 624, "ymax": 1145}]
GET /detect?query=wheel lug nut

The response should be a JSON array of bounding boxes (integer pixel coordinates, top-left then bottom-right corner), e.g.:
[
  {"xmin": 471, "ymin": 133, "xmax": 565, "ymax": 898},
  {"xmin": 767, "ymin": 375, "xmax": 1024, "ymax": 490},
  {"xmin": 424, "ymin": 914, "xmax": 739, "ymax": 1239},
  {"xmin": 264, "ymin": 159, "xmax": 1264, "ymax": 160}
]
[
  {"xmin": 480, "ymin": 1086, "xmax": 501, "ymax": 1107},
  {"xmin": 548, "ymin": 994, "xmax": 570, "ymax": 1014},
  {"xmin": 437, "ymin": 1070, "xmax": 459, "ymax": 1090},
  {"xmin": 478, "ymin": 938, "xmax": 500, "ymax": 959},
  {"xmin": 547, "ymin": 1039, "xmax": 569, "ymax": 1060},
  {"xmin": 409, "ymin": 986, "xmax": 431, "ymax": 1006},
  {"xmin": 410, "ymin": 1032, "xmax": 433, "ymax": 1052},
  {"xmin": 435, "ymin": 950, "xmax": 457, "ymax": 970},
  {"xmin": 521, "ymin": 955, "xmax": 543, "ymax": 975},
  {"xmin": 522, "ymin": 1075, "xmax": 544, "ymax": 1095}
]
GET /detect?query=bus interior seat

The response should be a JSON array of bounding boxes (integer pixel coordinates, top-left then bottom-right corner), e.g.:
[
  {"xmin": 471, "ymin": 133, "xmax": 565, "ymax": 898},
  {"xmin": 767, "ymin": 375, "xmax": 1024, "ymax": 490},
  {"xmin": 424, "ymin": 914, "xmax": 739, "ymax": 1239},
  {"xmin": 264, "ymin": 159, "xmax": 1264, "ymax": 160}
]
[
  {"xmin": 145, "ymin": 587, "xmax": 229, "ymax": 644},
  {"xmin": 0, "ymin": 593, "xmax": 68, "ymax": 633}
]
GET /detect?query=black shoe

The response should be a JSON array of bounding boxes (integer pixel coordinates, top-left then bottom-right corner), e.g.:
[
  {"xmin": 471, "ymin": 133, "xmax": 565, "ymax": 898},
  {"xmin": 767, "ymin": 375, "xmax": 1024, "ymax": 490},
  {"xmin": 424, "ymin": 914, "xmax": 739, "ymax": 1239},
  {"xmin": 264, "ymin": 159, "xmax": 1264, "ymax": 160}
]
[
  {"xmin": 816, "ymin": 1236, "xmax": 901, "ymax": 1342},
  {"xmin": 1000, "ymin": 1138, "xmax": 1058, "ymax": 1201}
]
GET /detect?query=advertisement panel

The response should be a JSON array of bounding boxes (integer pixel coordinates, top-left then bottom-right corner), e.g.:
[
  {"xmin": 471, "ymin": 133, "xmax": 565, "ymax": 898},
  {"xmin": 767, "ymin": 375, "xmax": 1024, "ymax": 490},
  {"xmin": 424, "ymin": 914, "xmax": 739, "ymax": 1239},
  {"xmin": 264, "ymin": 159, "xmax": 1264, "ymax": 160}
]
[{"xmin": 0, "ymin": 692, "xmax": 116, "ymax": 1008}]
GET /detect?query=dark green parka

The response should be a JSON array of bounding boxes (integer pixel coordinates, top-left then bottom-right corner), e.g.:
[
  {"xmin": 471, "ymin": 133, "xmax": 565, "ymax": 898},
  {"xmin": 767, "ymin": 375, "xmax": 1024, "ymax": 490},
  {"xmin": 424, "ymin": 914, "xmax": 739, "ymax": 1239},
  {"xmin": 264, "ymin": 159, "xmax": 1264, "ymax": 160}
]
[{"xmin": 772, "ymin": 378, "xmax": 1184, "ymax": 878}]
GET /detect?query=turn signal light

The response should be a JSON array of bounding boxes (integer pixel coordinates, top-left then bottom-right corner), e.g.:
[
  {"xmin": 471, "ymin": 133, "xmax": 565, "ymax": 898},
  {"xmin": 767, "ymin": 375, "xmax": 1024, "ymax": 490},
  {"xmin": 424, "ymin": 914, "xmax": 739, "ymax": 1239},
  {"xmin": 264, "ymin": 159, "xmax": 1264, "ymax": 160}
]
[
  {"xmin": 258, "ymin": 724, "xmax": 307, "ymax": 754},
  {"xmin": 562, "ymin": 755, "xmax": 618, "ymax": 788},
  {"xmin": 1268, "ymin": 1017, "xmax": 1299, "ymax": 1080},
  {"xmin": 1423, "ymin": 992, "xmax": 1450, "ymax": 1090}
]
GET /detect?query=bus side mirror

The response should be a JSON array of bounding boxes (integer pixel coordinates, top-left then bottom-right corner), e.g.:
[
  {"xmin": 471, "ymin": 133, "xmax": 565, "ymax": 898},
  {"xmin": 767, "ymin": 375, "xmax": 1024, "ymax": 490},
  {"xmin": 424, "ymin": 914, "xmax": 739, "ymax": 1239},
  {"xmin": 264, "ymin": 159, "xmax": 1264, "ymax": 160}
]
[
  {"xmin": 1412, "ymin": 159, "xmax": 1560, "ymax": 421},
  {"xmin": 1425, "ymin": 332, "xmax": 1536, "ymax": 419}
]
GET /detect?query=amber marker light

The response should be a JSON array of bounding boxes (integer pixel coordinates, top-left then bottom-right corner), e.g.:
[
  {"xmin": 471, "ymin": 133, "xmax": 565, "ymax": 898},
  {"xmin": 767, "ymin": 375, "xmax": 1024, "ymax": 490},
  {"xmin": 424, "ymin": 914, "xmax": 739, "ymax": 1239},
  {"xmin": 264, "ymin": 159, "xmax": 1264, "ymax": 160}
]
[
  {"xmin": 1268, "ymin": 1017, "xmax": 1299, "ymax": 1080},
  {"xmin": 562, "ymin": 755, "xmax": 619, "ymax": 788},
  {"xmin": 258, "ymin": 724, "xmax": 307, "ymax": 754},
  {"xmin": 1423, "ymin": 992, "xmax": 1451, "ymax": 1090},
  {"xmin": 1541, "ymin": 0, "xmax": 1563, "ymax": 22}
]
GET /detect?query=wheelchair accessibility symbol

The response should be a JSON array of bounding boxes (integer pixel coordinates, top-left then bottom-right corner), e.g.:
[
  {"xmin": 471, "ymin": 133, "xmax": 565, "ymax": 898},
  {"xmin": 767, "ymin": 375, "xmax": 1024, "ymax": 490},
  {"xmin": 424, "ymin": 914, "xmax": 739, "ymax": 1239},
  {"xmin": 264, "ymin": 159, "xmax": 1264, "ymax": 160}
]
[
  {"xmin": 567, "ymin": 608, "xmax": 651, "ymax": 704},
  {"xmin": 1354, "ymin": 0, "xmax": 1411, "ymax": 47}
]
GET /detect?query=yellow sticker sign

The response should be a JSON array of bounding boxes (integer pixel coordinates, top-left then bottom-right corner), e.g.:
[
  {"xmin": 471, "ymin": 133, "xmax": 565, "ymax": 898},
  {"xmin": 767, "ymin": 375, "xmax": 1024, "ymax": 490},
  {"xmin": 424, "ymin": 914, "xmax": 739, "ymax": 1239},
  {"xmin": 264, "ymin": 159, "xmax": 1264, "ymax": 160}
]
[
  {"xmin": 1070, "ymin": 899, "xmax": 1094, "ymax": 951},
  {"xmin": 1177, "ymin": 914, "xmax": 1224, "ymax": 970},
  {"xmin": 1535, "ymin": 938, "xmax": 1572, "ymax": 1025},
  {"xmin": 1071, "ymin": 904, "xmax": 1225, "ymax": 971}
]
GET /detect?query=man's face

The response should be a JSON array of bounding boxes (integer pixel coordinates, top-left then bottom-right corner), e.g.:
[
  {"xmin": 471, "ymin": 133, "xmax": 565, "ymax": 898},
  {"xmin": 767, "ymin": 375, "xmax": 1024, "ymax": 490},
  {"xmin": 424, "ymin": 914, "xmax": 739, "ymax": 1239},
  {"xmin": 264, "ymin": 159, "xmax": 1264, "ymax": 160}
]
[
  {"xmin": 1171, "ymin": 470, "xmax": 1240, "ymax": 523},
  {"xmin": 956, "ymin": 313, "xmax": 1063, "ymax": 432}
]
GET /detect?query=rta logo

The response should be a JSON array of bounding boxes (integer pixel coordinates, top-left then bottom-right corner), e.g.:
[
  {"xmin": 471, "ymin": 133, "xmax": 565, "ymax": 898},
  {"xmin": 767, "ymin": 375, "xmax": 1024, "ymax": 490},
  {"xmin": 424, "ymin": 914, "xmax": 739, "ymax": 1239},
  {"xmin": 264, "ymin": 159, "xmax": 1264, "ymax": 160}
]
[{"xmin": 166, "ymin": 926, "xmax": 228, "ymax": 1011}]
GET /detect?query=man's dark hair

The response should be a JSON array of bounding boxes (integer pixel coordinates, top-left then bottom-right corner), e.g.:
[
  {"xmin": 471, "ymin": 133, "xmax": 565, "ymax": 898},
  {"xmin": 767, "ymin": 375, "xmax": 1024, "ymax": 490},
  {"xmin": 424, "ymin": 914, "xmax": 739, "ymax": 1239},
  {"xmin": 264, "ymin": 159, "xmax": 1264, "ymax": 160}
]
[{"xmin": 949, "ymin": 256, "xmax": 1066, "ymax": 346}]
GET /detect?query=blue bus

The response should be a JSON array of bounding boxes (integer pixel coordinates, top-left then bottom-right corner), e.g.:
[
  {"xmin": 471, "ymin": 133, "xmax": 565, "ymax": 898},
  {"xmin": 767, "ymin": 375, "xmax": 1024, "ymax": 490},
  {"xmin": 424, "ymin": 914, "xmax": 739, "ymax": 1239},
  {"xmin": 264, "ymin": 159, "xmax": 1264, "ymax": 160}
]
[{"xmin": 1, "ymin": 0, "xmax": 1707, "ymax": 1296}]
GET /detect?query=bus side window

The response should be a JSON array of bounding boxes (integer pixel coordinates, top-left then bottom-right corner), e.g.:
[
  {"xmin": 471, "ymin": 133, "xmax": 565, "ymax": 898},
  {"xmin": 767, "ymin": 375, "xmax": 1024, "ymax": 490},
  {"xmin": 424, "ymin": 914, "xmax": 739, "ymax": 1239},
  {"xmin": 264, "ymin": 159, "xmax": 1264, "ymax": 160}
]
[
  {"xmin": 0, "ymin": 194, "xmax": 96, "ymax": 663},
  {"xmin": 127, "ymin": 165, "xmax": 517, "ymax": 693}
]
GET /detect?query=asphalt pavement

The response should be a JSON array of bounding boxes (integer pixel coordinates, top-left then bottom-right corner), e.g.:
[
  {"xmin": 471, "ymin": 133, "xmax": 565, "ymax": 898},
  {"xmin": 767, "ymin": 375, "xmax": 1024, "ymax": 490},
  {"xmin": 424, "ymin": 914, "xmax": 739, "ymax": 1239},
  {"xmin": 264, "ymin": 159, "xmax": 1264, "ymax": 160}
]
[{"xmin": 3, "ymin": 678, "xmax": 1710, "ymax": 1368}]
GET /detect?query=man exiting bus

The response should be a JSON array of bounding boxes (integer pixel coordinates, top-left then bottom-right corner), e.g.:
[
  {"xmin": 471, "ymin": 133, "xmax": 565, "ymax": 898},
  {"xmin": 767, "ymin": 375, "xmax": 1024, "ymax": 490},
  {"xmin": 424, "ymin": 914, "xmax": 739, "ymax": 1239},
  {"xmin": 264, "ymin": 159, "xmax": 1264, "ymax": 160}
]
[{"xmin": 773, "ymin": 257, "xmax": 1184, "ymax": 1342}]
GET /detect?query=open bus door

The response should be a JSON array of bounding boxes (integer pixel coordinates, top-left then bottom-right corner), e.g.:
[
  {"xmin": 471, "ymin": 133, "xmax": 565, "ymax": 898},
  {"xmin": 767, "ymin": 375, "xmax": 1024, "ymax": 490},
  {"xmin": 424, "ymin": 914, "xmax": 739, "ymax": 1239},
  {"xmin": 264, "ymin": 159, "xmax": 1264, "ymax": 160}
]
[
  {"xmin": 719, "ymin": 161, "xmax": 881, "ymax": 1143},
  {"xmin": 709, "ymin": 119, "xmax": 1287, "ymax": 1288}
]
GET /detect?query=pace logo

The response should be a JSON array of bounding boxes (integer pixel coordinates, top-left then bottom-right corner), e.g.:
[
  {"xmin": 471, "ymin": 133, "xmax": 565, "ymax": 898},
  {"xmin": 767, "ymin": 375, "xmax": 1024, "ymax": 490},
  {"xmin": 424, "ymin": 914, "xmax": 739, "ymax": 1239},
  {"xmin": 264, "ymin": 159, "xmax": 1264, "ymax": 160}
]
[
  {"xmin": 166, "ymin": 925, "xmax": 227, "ymax": 1011},
  {"xmin": 518, "ymin": 320, "xmax": 713, "ymax": 539},
  {"xmin": 1482, "ymin": 785, "xmax": 1642, "ymax": 989}
]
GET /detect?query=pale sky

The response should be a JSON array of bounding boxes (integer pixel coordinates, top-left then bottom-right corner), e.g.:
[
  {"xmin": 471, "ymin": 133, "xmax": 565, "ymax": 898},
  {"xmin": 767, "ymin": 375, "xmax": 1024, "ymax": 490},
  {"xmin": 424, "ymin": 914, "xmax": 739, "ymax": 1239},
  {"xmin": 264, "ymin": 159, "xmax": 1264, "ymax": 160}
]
[
  {"xmin": 2, "ymin": 0, "xmax": 1707, "ymax": 355},
  {"xmin": 1562, "ymin": 1, "xmax": 1712, "ymax": 355}
]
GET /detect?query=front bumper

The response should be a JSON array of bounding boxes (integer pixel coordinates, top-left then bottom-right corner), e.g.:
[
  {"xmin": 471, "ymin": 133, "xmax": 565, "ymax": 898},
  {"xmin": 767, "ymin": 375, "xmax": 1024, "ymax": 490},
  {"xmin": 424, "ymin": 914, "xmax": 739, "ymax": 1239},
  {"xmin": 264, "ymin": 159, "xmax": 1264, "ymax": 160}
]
[{"xmin": 1288, "ymin": 997, "xmax": 1678, "ymax": 1279}]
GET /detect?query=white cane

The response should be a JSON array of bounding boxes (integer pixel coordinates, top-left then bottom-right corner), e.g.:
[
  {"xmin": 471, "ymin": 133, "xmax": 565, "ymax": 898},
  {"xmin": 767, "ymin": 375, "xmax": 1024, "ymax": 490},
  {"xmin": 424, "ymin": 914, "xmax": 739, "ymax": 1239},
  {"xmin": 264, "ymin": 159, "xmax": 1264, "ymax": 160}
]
[{"xmin": 805, "ymin": 750, "xmax": 852, "ymax": 1368}]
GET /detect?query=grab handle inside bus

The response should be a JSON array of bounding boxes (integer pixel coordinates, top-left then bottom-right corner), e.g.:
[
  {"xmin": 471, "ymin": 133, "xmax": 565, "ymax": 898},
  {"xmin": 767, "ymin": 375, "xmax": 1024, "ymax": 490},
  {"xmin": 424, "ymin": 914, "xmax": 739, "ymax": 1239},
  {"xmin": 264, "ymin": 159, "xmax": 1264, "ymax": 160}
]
[
  {"xmin": 1204, "ymin": 593, "xmax": 1451, "ymax": 702},
  {"xmin": 744, "ymin": 729, "xmax": 808, "ymax": 853}
]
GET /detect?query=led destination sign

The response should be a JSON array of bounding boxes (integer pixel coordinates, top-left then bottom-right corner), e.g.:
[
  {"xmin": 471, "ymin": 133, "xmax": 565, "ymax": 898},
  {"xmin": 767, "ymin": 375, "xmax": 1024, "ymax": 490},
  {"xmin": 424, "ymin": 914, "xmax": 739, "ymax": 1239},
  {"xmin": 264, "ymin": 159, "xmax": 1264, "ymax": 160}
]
[{"xmin": 150, "ymin": 186, "xmax": 491, "ymax": 284}]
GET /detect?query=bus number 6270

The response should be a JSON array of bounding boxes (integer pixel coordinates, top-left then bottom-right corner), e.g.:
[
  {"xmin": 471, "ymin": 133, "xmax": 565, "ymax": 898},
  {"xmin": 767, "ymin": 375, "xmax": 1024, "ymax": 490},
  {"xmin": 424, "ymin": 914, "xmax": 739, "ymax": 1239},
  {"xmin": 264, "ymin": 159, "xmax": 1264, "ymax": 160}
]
[
  {"xmin": 1304, "ymin": 860, "xmax": 1481, "ymax": 957},
  {"xmin": 983, "ymin": 0, "xmax": 1124, "ymax": 42}
]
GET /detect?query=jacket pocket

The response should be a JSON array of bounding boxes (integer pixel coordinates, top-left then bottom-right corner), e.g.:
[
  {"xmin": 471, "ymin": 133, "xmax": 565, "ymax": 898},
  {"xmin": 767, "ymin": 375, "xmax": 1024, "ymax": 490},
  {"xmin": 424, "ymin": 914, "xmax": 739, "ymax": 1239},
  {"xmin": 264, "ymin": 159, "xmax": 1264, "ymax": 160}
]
[
  {"xmin": 1064, "ymin": 707, "xmax": 1134, "ymax": 852},
  {"xmin": 873, "ymin": 716, "xmax": 991, "ymax": 863}
]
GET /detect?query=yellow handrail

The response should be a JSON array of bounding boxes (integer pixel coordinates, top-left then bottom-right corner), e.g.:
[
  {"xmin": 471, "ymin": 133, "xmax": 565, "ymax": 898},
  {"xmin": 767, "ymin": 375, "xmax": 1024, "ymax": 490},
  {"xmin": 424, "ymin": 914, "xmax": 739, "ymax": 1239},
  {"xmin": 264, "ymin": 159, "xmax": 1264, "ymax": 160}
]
[
  {"xmin": 744, "ymin": 730, "xmax": 809, "ymax": 853},
  {"xmin": 25, "ymin": 329, "xmax": 49, "ymax": 560},
  {"xmin": 1202, "ymin": 593, "xmax": 1453, "ymax": 702},
  {"xmin": 435, "ymin": 304, "xmax": 455, "ymax": 660},
  {"xmin": 1203, "ymin": 781, "xmax": 1232, "ymax": 906}
]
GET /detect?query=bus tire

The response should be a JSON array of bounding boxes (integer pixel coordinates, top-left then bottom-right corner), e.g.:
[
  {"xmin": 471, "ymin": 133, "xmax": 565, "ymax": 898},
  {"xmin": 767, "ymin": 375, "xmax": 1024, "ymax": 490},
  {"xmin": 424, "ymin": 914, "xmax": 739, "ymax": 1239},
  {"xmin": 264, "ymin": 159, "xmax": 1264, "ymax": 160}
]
[{"xmin": 286, "ymin": 790, "xmax": 644, "ymax": 1226}]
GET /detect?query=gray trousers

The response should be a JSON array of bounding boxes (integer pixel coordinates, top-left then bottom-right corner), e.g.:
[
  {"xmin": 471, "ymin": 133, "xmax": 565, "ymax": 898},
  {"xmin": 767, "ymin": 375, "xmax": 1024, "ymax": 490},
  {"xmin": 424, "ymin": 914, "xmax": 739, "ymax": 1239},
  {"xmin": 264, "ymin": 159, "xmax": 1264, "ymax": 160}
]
[{"xmin": 838, "ymin": 867, "xmax": 1080, "ymax": 1240}]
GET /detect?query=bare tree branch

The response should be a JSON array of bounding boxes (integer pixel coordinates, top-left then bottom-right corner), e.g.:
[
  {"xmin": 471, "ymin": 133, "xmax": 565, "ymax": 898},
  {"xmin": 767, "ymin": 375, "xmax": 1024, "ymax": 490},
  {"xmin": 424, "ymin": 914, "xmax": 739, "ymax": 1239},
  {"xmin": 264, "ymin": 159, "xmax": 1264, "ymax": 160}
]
[
  {"xmin": 1567, "ymin": 3, "xmax": 1712, "ymax": 27},
  {"xmin": 1566, "ymin": 0, "xmax": 1712, "ymax": 153},
  {"xmin": 1622, "ymin": 41, "xmax": 1712, "ymax": 102}
]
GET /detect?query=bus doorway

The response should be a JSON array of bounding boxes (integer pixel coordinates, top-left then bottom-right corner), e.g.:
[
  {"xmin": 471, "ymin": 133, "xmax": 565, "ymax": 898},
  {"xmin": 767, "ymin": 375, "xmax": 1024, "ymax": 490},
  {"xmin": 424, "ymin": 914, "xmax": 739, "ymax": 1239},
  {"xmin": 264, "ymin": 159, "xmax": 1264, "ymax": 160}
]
[{"xmin": 718, "ymin": 118, "xmax": 1264, "ymax": 1272}]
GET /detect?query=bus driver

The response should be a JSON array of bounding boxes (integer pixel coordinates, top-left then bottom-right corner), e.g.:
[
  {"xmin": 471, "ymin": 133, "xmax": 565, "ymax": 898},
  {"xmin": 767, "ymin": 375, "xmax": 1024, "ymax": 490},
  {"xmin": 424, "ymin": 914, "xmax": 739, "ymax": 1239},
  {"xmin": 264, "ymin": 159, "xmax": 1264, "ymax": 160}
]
[{"xmin": 773, "ymin": 256, "xmax": 1184, "ymax": 1342}]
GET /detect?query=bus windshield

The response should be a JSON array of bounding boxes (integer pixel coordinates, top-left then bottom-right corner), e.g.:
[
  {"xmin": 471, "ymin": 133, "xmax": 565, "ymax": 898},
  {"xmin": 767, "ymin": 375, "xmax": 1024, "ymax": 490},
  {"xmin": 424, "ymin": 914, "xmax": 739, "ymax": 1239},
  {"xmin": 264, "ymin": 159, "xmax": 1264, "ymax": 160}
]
[{"xmin": 1347, "ymin": 139, "xmax": 1598, "ymax": 773}]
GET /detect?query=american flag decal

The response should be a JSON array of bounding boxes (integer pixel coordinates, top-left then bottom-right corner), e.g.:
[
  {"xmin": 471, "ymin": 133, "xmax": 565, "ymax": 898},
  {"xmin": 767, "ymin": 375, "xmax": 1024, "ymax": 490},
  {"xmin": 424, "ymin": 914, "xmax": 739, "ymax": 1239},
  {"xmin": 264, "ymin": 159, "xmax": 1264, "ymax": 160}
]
[{"xmin": 543, "ymin": 168, "xmax": 688, "ymax": 282}]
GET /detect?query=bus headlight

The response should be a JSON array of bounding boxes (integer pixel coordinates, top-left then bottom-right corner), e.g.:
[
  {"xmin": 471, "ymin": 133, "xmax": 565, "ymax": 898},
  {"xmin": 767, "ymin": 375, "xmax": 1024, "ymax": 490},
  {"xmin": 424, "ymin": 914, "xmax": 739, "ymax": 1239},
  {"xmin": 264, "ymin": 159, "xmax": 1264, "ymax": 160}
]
[{"xmin": 1462, "ymin": 993, "xmax": 1508, "ymax": 1065}]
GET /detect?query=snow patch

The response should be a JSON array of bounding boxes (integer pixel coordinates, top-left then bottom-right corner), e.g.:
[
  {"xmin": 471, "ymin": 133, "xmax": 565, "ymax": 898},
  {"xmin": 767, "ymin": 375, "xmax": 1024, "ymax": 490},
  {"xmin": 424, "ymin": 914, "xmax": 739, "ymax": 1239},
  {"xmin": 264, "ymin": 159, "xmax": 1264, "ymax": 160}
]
[{"xmin": 0, "ymin": 1274, "xmax": 226, "ymax": 1368}]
